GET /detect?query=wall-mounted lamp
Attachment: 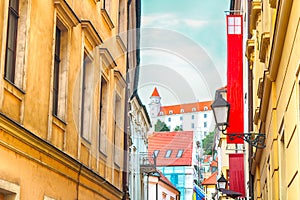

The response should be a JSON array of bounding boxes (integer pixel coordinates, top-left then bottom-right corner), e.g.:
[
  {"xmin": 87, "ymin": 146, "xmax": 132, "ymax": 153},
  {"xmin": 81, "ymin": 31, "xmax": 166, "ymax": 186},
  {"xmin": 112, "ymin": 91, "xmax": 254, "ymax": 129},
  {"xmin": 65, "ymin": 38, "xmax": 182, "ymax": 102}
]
[{"xmin": 211, "ymin": 93, "xmax": 266, "ymax": 148}]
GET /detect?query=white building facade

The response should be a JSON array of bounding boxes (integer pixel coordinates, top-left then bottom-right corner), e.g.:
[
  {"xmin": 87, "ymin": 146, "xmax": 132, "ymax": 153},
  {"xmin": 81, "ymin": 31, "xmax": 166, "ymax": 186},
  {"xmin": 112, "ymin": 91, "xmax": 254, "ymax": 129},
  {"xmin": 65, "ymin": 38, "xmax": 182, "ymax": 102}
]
[
  {"xmin": 128, "ymin": 94, "xmax": 151, "ymax": 200},
  {"xmin": 148, "ymin": 87, "xmax": 215, "ymax": 143}
]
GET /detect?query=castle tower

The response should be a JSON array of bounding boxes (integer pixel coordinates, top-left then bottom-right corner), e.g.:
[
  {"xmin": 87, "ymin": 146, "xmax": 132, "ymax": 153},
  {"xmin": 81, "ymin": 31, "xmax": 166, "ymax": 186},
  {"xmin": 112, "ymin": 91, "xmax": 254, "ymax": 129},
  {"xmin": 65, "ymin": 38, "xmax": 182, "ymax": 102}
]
[{"xmin": 149, "ymin": 87, "xmax": 161, "ymax": 118}]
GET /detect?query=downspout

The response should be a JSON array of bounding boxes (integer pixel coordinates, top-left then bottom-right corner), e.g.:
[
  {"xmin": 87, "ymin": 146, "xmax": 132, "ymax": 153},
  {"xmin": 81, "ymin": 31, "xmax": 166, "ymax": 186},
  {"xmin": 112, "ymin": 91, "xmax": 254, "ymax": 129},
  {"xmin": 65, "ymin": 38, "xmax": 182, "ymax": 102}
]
[
  {"xmin": 247, "ymin": 1, "xmax": 254, "ymax": 199},
  {"xmin": 122, "ymin": 1, "xmax": 131, "ymax": 199}
]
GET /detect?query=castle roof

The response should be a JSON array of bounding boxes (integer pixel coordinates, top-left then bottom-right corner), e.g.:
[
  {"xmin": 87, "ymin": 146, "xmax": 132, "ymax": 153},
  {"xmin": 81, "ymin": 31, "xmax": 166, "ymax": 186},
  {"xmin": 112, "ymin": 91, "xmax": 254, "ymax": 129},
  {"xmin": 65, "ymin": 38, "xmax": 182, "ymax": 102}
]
[
  {"xmin": 151, "ymin": 87, "xmax": 160, "ymax": 97},
  {"xmin": 158, "ymin": 101, "xmax": 212, "ymax": 116}
]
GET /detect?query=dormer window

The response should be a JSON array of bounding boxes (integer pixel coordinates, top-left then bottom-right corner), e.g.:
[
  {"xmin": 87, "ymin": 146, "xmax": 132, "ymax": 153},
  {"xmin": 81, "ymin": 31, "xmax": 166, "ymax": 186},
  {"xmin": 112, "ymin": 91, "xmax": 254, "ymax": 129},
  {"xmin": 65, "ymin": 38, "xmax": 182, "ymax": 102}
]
[
  {"xmin": 169, "ymin": 110, "xmax": 173, "ymax": 114},
  {"xmin": 176, "ymin": 150, "xmax": 183, "ymax": 158},
  {"xmin": 204, "ymin": 106, "xmax": 208, "ymax": 111},
  {"xmin": 165, "ymin": 150, "xmax": 172, "ymax": 158},
  {"xmin": 192, "ymin": 108, "xmax": 196, "ymax": 112},
  {"xmin": 159, "ymin": 111, "xmax": 164, "ymax": 115},
  {"xmin": 180, "ymin": 109, "xmax": 184, "ymax": 113}
]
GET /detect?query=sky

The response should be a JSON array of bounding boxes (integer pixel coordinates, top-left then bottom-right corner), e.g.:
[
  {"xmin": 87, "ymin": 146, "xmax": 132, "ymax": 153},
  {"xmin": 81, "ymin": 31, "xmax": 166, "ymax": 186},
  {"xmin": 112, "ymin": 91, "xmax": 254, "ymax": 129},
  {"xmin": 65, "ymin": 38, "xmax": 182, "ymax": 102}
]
[{"xmin": 138, "ymin": 0, "xmax": 230, "ymax": 107}]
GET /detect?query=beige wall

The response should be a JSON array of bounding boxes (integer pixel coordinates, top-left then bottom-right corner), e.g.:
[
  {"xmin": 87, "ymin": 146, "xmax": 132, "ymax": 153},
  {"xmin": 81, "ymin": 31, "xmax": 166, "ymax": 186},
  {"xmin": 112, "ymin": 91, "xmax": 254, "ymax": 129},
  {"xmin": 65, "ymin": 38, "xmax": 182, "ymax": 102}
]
[
  {"xmin": 247, "ymin": 0, "xmax": 300, "ymax": 199},
  {"xmin": 0, "ymin": 0, "xmax": 128, "ymax": 199}
]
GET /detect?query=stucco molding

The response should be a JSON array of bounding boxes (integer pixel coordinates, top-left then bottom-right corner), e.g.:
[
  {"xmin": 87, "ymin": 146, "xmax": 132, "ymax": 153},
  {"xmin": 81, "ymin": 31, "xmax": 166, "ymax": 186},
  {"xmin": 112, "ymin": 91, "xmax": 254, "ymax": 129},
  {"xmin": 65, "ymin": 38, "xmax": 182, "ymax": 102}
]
[
  {"xmin": 0, "ymin": 113, "xmax": 123, "ymax": 199},
  {"xmin": 249, "ymin": 0, "xmax": 262, "ymax": 32},
  {"xmin": 259, "ymin": 32, "xmax": 270, "ymax": 63},
  {"xmin": 81, "ymin": 20, "xmax": 103, "ymax": 47},
  {"xmin": 99, "ymin": 48, "xmax": 117, "ymax": 69},
  {"xmin": 116, "ymin": 35, "xmax": 127, "ymax": 53},
  {"xmin": 54, "ymin": 0, "xmax": 80, "ymax": 28},
  {"xmin": 114, "ymin": 70, "xmax": 127, "ymax": 89},
  {"xmin": 101, "ymin": 9, "xmax": 115, "ymax": 30}
]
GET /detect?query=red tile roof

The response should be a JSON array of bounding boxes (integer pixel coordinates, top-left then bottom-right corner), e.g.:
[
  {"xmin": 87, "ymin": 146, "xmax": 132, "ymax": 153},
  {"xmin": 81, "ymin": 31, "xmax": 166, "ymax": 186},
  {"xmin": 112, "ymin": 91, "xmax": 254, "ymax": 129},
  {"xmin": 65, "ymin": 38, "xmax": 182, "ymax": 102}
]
[
  {"xmin": 148, "ymin": 131, "xmax": 194, "ymax": 166},
  {"xmin": 158, "ymin": 101, "xmax": 212, "ymax": 116},
  {"xmin": 203, "ymin": 155, "xmax": 212, "ymax": 163},
  {"xmin": 202, "ymin": 172, "xmax": 217, "ymax": 185},
  {"xmin": 151, "ymin": 87, "xmax": 160, "ymax": 97},
  {"xmin": 158, "ymin": 171, "xmax": 178, "ymax": 191},
  {"xmin": 211, "ymin": 160, "xmax": 218, "ymax": 167}
]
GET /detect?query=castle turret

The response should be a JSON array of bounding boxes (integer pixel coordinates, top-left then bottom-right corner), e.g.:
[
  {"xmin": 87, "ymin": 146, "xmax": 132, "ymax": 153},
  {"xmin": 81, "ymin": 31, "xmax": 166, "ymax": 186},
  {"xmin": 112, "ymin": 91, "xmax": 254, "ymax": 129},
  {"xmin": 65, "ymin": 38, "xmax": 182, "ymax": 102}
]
[{"xmin": 149, "ymin": 87, "xmax": 161, "ymax": 117}]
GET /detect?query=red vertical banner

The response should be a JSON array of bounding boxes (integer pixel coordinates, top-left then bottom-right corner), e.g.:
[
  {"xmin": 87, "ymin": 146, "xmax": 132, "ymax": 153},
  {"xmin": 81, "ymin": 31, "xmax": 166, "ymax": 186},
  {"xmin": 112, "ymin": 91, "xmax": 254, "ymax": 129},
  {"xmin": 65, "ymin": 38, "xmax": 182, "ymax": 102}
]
[
  {"xmin": 226, "ymin": 14, "xmax": 244, "ymax": 144},
  {"xmin": 229, "ymin": 154, "xmax": 245, "ymax": 196}
]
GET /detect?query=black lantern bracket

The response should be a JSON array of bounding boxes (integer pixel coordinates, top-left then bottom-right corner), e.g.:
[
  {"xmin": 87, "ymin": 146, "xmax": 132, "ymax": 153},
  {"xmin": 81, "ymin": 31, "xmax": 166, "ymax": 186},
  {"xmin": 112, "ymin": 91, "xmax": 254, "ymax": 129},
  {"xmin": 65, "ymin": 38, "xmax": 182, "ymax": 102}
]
[{"xmin": 211, "ymin": 92, "xmax": 266, "ymax": 149}]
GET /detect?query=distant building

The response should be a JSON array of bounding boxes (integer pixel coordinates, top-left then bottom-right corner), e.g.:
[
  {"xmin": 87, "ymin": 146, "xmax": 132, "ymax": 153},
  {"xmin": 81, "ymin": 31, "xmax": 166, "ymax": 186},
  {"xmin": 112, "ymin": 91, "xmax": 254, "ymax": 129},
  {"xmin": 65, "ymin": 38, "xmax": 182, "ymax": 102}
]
[
  {"xmin": 148, "ymin": 171, "xmax": 180, "ymax": 200},
  {"xmin": 148, "ymin": 87, "xmax": 215, "ymax": 143},
  {"xmin": 148, "ymin": 131, "xmax": 205, "ymax": 200},
  {"xmin": 128, "ymin": 93, "xmax": 151, "ymax": 200}
]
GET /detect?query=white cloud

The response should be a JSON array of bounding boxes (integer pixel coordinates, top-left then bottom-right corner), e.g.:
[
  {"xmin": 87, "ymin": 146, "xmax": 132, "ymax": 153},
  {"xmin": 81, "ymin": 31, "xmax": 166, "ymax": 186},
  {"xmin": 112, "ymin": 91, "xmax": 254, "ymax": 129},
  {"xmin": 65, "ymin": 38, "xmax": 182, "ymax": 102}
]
[{"xmin": 142, "ymin": 13, "xmax": 207, "ymax": 29}]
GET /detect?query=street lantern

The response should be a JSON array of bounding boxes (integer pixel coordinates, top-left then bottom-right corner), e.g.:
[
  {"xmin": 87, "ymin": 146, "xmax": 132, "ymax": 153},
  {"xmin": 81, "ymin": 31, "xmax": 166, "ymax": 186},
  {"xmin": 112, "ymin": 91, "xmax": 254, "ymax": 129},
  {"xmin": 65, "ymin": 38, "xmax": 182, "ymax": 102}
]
[
  {"xmin": 152, "ymin": 150, "xmax": 159, "ymax": 169},
  {"xmin": 217, "ymin": 173, "xmax": 228, "ymax": 190},
  {"xmin": 211, "ymin": 93, "xmax": 230, "ymax": 133}
]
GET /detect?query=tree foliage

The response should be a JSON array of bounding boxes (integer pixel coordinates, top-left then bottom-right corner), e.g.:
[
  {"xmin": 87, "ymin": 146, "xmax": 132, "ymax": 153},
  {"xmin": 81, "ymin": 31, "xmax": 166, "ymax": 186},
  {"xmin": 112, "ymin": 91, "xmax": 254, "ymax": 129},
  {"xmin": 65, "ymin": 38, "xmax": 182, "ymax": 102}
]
[
  {"xmin": 154, "ymin": 119, "xmax": 170, "ymax": 132},
  {"xmin": 174, "ymin": 125, "xmax": 183, "ymax": 131},
  {"xmin": 202, "ymin": 131, "xmax": 215, "ymax": 155}
]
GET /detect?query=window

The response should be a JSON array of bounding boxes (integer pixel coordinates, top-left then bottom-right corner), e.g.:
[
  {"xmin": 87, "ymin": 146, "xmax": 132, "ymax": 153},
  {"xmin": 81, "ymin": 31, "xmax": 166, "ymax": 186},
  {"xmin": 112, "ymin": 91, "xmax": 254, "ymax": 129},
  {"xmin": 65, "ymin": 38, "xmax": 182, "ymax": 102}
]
[
  {"xmin": 204, "ymin": 113, "xmax": 207, "ymax": 118},
  {"xmin": 153, "ymin": 150, "xmax": 160, "ymax": 157},
  {"xmin": 0, "ymin": 179, "xmax": 20, "ymax": 200},
  {"xmin": 227, "ymin": 16, "xmax": 242, "ymax": 35},
  {"xmin": 191, "ymin": 115, "xmax": 194, "ymax": 120},
  {"xmin": 52, "ymin": 0, "xmax": 79, "ymax": 120},
  {"xmin": 5, "ymin": 0, "xmax": 19, "ymax": 83},
  {"xmin": 159, "ymin": 111, "xmax": 164, "ymax": 115},
  {"xmin": 191, "ymin": 123, "xmax": 194, "ymax": 129},
  {"xmin": 162, "ymin": 192, "xmax": 167, "ymax": 200},
  {"xmin": 118, "ymin": 0, "xmax": 126, "ymax": 34},
  {"xmin": 52, "ymin": 27, "xmax": 61, "ymax": 116},
  {"xmin": 80, "ymin": 52, "xmax": 93, "ymax": 142},
  {"xmin": 204, "ymin": 122, "xmax": 207, "ymax": 128},
  {"xmin": 176, "ymin": 150, "xmax": 183, "ymax": 158},
  {"xmin": 180, "ymin": 116, "xmax": 183, "ymax": 121},
  {"xmin": 165, "ymin": 150, "xmax": 172, "ymax": 158},
  {"xmin": 168, "ymin": 117, "xmax": 171, "ymax": 122},
  {"xmin": 114, "ymin": 93, "xmax": 122, "ymax": 166},
  {"xmin": 99, "ymin": 77, "xmax": 108, "ymax": 154}
]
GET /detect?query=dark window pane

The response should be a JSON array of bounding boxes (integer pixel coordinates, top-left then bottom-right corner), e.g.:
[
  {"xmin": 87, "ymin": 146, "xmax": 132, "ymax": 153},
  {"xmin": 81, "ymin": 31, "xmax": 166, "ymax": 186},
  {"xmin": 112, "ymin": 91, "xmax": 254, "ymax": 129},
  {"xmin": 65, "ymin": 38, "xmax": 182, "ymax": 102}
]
[
  {"xmin": 53, "ymin": 27, "xmax": 61, "ymax": 116},
  {"xmin": 9, "ymin": 0, "xmax": 19, "ymax": 11},
  {"xmin": 5, "ymin": 1, "xmax": 19, "ymax": 83}
]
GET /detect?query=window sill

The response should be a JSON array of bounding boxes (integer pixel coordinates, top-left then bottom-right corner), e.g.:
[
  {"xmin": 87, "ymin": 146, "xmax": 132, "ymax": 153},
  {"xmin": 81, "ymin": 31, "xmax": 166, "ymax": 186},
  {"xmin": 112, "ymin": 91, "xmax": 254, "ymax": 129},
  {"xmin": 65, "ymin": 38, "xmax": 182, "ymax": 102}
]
[{"xmin": 101, "ymin": 9, "xmax": 114, "ymax": 30}]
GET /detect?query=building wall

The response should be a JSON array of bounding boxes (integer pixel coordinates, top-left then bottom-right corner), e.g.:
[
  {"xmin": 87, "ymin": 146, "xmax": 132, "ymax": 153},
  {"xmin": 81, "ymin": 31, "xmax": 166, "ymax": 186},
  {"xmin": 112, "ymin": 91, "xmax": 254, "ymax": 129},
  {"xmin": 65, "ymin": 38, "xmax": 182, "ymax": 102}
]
[
  {"xmin": 0, "ymin": 0, "xmax": 128, "ymax": 199},
  {"xmin": 148, "ymin": 176, "xmax": 179, "ymax": 200},
  {"xmin": 158, "ymin": 166, "xmax": 194, "ymax": 200},
  {"xmin": 247, "ymin": 0, "xmax": 300, "ymax": 199},
  {"xmin": 128, "ymin": 95, "xmax": 151, "ymax": 200}
]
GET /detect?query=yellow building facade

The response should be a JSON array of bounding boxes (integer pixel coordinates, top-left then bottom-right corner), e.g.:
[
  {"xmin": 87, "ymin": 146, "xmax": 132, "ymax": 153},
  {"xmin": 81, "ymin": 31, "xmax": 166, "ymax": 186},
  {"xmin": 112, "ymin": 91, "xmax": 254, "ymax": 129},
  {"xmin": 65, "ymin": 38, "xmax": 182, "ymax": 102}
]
[
  {"xmin": 0, "ymin": 0, "xmax": 130, "ymax": 199},
  {"xmin": 247, "ymin": 0, "xmax": 300, "ymax": 199}
]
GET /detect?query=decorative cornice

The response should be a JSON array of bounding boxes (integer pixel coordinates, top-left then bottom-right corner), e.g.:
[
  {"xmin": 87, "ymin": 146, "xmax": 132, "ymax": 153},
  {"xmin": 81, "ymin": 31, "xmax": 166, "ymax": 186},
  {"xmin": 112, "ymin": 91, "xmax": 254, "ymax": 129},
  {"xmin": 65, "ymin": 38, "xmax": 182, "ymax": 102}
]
[
  {"xmin": 0, "ymin": 113, "xmax": 123, "ymax": 198},
  {"xmin": 114, "ymin": 70, "xmax": 127, "ymax": 88},
  {"xmin": 99, "ymin": 48, "xmax": 117, "ymax": 68},
  {"xmin": 81, "ymin": 20, "xmax": 103, "ymax": 47},
  {"xmin": 54, "ymin": 0, "xmax": 80, "ymax": 28},
  {"xmin": 246, "ymin": 39, "xmax": 255, "ymax": 60},
  {"xmin": 249, "ymin": 0, "xmax": 262, "ymax": 32},
  {"xmin": 257, "ymin": 78, "xmax": 264, "ymax": 99},
  {"xmin": 269, "ymin": 0, "xmax": 277, "ymax": 8},
  {"xmin": 259, "ymin": 32, "xmax": 270, "ymax": 62},
  {"xmin": 101, "ymin": 9, "xmax": 115, "ymax": 30},
  {"xmin": 116, "ymin": 35, "xmax": 127, "ymax": 53}
]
